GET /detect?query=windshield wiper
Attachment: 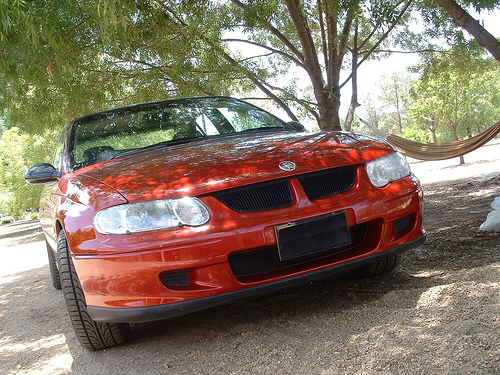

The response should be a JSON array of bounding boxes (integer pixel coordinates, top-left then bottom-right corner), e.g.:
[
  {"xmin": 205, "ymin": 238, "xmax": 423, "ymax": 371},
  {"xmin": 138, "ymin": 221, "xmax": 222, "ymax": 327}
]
[
  {"xmin": 148, "ymin": 136, "xmax": 206, "ymax": 148},
  {"xmin": 240, "ymin": 126, "xmax": 291, "ymax": 133},
  {"xmin": 110, "ymin": 136, "xmax": 206, "ymax": 160}
]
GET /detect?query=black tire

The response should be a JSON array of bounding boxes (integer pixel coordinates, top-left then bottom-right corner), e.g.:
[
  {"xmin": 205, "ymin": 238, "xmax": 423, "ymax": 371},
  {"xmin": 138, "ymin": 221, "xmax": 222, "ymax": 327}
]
[
  {"xmin": 56, "ymin": 231, "xmax": 129, "ymax": 350},
  {"xmin": 351, "ymin": 254, "xmax": 402, "ymax": 278},
  {"xmin": 46, "ymin": 240, "xmax": 62, "ymax": 290}
]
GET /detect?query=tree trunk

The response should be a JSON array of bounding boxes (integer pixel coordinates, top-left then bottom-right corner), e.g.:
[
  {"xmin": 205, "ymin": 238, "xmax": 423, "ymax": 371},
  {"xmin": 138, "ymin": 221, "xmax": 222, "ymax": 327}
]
[
  {"xmin": 344, "ymin": 23, "xmax": 360, "ymax": 131},
  {"xmin": 285, "ymin": 0, "xmax": 343, "ymax": 131},
  {"xmin": 434, "ymin": 0, "xmax": 500, "ymax": 62},
  {"xmin": 344, "ymin": 95, "xmax": 359, "ymax": 131},
  {"xmin": 430, "ymin": 127, "xmax": 437, "ymax": 143},
  {"xmin": 394, "ymin": 81, "xmax": 403, "ymax": 133},
  {"xmin": 317, "ymin": 91, "xmax": 342, "ymax": 130},
  {"xmin": 452, "ymin": 125, "xmax": 465, "ymax": 164}
]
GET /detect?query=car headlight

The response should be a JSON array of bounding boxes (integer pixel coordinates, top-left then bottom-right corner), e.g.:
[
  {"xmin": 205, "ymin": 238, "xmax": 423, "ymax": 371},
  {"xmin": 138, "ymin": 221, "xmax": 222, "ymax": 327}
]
[
  {"xmin": 94, "ymin": 197, "xmax": 210, "ymax": 234},
  {"xmin": 366, "ymin": 152, "xmax": 411, "ymax": 188}
]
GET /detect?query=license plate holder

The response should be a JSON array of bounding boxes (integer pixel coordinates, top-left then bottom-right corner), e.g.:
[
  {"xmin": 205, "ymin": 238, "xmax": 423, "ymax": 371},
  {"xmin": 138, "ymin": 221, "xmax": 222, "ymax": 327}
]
[{"xmin": 276, "ymin": 211, "xmax": 351, "ymax": 261}]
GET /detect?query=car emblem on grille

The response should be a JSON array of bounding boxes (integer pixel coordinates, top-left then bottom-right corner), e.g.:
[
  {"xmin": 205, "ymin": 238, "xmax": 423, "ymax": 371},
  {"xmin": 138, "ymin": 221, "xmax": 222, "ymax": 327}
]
[{"xmin": 279, "ymin": 161, "xmax": 296, "ymax": 171}]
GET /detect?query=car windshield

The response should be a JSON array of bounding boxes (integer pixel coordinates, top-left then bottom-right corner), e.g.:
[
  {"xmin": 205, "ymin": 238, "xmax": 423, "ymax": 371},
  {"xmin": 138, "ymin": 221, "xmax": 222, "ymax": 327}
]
[{"xmin": 68, "ymin": 97, "xmax": 293, "ymax": 170}]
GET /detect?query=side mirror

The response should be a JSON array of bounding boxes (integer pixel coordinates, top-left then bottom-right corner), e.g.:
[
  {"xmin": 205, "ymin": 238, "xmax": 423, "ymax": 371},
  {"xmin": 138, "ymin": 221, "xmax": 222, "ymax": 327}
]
[
  {"xmin": 287, "ymin": 121, "xmax": 307, "ymax": 132},
  {"xmin": 25, "ymin": 163, "xmax": 59, "ymax": 185}
]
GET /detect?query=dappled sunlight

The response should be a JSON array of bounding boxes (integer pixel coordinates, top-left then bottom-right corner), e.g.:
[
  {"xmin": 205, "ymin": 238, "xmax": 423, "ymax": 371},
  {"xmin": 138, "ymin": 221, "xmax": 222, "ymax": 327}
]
[
  {"xmin": 0, "ymin": 136, "xmax": 496, "ymax": 373},
  {"xmin": 0, "ymin": 274, "xmax": 21, "ymax": 287},
  {"xmin": 416, "ymin": 284, "xmax": 453, "ymax": 309},
  {"xmin": 411, "ymin": 269, "xmax": 446, "ymax": 278},
  {"xmin": 430, "ymin": 224, "xmax": 460, "ymax": 234},
  {"xmin": 79, "ymin": 130, "xmax": 392, "ymax": 202},
  {"xmin": 314, "ymin": 263, "xmax": 500, "ymax": 374},
  {"xmin": 468, "ymin": 188, "xmax": 497, "ymax": 198},
  {"xmin": 0, "ymin": 334, "xmax": 73, "ymax": 375},
  {"xmin": 20, "ymin": 352, "xmax": 73, "ymax": 375},
  {"xmin": 0, "ymin": 260, "xmax": 75, "ymax": 375},
  {"xmin": 1, "ymin": 334, "xmax": 67, "ymax": 353}
]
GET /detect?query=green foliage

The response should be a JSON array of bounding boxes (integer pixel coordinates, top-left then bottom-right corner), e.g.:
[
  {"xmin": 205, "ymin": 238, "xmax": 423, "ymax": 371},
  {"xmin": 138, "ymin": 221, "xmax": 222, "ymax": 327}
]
[
  {"xmin": 409, "ymin": 43, "xmax": 500, "ymax": 142},
  {"xmin": 1, "ymin": 0, "xmax": 498, "ymax": 133},
  {"xmin": 361, "ymin": 42, "xmax": 500, "ymax": 144},
  {"xmin": 0, "ymin": 1, "xmax": 120, "ymax": 133},
  {"xmin": 400, "ymin": 125, "xmax": 431, "ymax": 143},
  {"xmin": 0, "ymin": 0, "xmax": 246, "ymax": 135},
  {"xmin": 0, "ymin": 127, "xmax": 56, "ymax": 218},
  {"xmin": 376, "ymin": 72, "xmax": 414, "ymax": 134}
]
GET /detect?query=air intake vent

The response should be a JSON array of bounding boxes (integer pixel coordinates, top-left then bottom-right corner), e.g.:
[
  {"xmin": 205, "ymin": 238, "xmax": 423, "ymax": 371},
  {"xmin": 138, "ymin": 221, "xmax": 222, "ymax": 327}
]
[
  {"xmin": 214, "ymin": 179, "xmax": 293, "ymax": 212},
  {"xmin": 160, "ymin": 270, "xmax": 190, "ymax": 288},
  {"xmin": 394, "ymin": 215, "xmax": 411, "ymax": 233},
  {"xmin": 298, "ymin": 166, "xmax": 356, "ymax": 201}
]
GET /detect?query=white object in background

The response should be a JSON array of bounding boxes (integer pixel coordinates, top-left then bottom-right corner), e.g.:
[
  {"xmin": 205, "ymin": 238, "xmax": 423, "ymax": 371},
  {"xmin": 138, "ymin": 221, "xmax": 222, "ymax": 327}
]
[
  {"xmin": 491, "ymin": 196, "xmax": 500, "ymax": 210},
  {"xmin": 480, "ymin": 196, "xmax": 500, "ymax": 232}
]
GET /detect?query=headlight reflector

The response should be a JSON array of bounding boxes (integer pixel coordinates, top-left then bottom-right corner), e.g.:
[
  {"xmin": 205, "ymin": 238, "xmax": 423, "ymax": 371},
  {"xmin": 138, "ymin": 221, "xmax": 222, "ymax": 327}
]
[
  {"xmin": 94, "ymin": 197, "xmax": 210, "ymax": 234},
  {"xmin": 366, "ymin": 152, "xmax": 411, "ymax": 188}
]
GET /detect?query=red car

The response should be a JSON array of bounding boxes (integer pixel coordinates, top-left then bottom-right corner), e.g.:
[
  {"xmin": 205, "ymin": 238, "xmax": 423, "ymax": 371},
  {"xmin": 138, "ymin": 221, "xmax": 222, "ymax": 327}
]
[{"xmin": 26, "ymin": 97, "xmax": 426, "ymax": 350}]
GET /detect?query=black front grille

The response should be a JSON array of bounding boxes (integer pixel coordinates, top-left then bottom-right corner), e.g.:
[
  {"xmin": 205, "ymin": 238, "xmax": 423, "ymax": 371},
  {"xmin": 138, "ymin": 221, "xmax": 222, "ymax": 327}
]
[
  {"xmin": 214, "ymin": 179, "xmax": 293, "ymax": 212},
  {"xmin": 298, "ymin": 166, "xmax": 357, "ymax": 201},
  {"xmin": 213, "ymin": 166, "xmax": 356, "ymax": 212}
]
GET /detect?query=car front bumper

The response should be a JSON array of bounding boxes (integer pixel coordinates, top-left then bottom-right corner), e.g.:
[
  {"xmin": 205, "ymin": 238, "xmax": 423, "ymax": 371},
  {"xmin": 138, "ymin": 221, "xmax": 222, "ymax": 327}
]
[{"xmin": 87, "ymin": 234, "xmax": 426, "ymax": 323}]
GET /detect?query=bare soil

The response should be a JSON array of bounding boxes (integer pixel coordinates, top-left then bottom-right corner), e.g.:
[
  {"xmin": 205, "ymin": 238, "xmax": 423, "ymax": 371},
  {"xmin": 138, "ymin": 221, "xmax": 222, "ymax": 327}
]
[{"xmin": 0, "ymin": 150, "xmax": 499, "ymax": 374}]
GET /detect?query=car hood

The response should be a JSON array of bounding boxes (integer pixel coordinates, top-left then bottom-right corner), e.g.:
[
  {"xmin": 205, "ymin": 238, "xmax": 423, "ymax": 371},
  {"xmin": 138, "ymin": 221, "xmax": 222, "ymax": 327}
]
[{"xmin": 79, "ymin": 131, "xmax": 393, "ymax": 202}]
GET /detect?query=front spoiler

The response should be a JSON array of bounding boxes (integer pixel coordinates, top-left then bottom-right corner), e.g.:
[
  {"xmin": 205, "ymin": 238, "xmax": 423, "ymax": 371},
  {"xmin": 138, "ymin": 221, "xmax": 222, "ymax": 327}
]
[{"xmin": 88, "ymin": 234, "xmax": 427, "ymax": 323}]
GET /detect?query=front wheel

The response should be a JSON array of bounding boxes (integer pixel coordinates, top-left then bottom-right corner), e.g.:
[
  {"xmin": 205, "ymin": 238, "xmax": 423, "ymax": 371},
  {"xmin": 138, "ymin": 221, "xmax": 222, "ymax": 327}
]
[
  {"xmin": 57, "ymin": 231, "xmax": 129, "ymax": 350},
  {"xmin": 351, "ymin": 254, "xmax": 402, "ymax": 278},
  {"xmin": 46, "ymin": 240, "xmax": 61, "ymax": 290}
]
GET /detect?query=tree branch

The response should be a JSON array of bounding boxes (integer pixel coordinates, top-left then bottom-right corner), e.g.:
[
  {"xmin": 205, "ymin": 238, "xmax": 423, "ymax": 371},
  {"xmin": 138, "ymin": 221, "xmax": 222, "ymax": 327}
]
[
  {"xmin": 220, "ymin": 50, "xmax": 299, "ymax": 121},
  {"xmin": 285, "ymin": 0, "xmax": 325, "ymax": 93},
  {"xmin": 434, "ymin": 0, "xmax": 500, "ymax": 62},
  {"xmin": 317, "ymin": 0, "xmax": 329, "ymax": 70},
  {"xmin": 340, "ymin": 0, "xmax": 413, "ymax": 90},
  {"xmin": 223, "ymin": 38, "xmax": 305, "ymax": 67},
  {"xmin": 230, "ymin": 0, "xmax": 305, "ymax": 63}
]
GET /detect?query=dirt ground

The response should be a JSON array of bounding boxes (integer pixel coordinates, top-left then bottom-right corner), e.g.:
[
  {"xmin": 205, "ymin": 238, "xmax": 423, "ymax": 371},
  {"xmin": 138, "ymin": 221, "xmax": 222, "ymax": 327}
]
[{"xmin": 1, "ymin": 142, "xmax": 499, "ymax": 375}]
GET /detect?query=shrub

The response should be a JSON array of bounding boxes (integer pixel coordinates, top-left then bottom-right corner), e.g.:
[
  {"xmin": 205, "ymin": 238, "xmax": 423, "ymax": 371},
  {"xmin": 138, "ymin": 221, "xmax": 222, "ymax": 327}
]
[
  {"xmin": 400, "ymin": 126, "xmax": 431, "ymax": 143},
  {"xmin": 1, "ymin": 216, "xmax": 15, "ymax": 224},
  {"xmin": 0, "ymin": 127, "xmax": 55, "ymax": 218}
]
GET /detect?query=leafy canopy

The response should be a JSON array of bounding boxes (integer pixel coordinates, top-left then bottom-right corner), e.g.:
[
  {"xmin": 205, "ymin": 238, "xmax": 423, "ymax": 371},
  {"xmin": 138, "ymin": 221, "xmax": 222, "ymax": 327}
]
[{"xmin": 4, "ymin": 0, "xmax": 498, "ymax": 134}]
